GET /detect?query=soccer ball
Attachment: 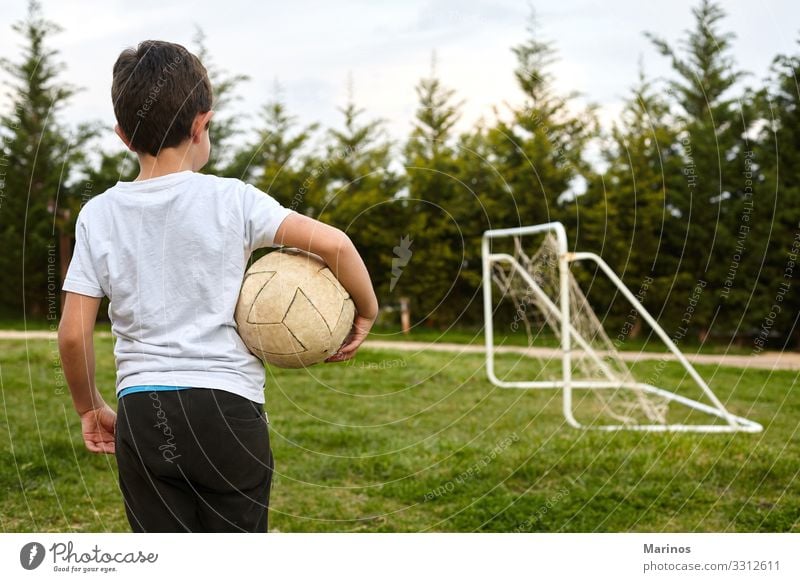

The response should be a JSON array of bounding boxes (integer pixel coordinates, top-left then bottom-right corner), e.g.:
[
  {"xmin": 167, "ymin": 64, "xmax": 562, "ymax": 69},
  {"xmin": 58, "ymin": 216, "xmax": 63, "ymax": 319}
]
[{"xmin": 235, "ymin": 248, "xmax": 355, "ymax": 368}]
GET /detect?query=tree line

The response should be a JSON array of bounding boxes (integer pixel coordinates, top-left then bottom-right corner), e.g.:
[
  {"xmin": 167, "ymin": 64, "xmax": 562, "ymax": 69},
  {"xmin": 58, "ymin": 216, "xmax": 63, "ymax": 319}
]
[{"xmin": 1, "ymin": 0, "xmax": 798, "ymax": 349}]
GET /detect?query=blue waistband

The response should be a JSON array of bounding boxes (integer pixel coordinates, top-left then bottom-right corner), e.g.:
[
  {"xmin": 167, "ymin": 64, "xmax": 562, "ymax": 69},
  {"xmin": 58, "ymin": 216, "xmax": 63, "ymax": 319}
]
[{"xmin": 117, "ymin": 385, "xmax": 192, "ymax": 399}]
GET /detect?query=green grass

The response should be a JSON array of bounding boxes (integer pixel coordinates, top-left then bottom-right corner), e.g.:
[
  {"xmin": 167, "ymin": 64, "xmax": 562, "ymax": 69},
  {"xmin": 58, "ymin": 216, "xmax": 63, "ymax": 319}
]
[
  {"xmin": 1, "ymin": 335, "xmax": 798, "ymax": 532},
  {"xmin": 0, "ymin": 318, "xmax": 60, "ymax": 331},
  {"xmin": 370, "ymin": 323, "xmax": 758, "ymax": 355},
  {"xmin": 0, "ymin": 319, "xmax": 761, "ymax": 354},
  {"xmin": 0, "ymin": 318, "xmax": 112, "ymax": 333}
]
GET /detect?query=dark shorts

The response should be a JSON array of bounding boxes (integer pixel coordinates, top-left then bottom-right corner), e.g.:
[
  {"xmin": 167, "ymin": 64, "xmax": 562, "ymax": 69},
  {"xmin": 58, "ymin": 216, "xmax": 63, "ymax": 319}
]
[{"xmin": 115, "ymin": 388, "xmax": 274, "ymax": 532}]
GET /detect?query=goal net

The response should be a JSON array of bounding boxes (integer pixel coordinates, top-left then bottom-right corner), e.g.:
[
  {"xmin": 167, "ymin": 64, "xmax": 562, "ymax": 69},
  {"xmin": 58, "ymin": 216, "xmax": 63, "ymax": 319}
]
[{"xmin": 481, "ymin": 222, "xmax": 762, "ymax": 433}]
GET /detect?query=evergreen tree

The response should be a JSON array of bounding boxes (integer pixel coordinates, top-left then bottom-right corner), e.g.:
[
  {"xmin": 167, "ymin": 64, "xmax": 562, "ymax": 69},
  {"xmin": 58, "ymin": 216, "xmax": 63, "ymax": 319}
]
[
  {"xmin": 403, "ymin": 55, "xmax": 469, "ymax": 326},
  {"xmin": 0, "ymin": 1, "xmax": 90, "ymax": 318},
  {"xmin": 248, "ymin": 85, "xmax": 320, "ymax": 214},
  {"xmin": 454, "ymin": 123, "xmax": 516, "ymax": 317},
  {"xmin": 469, "ymin": 10, "xmax": 596, "ymax": 332},
  {"xmin": 490, "ymin": 11, "xmax": 596, "ymax": 230},
  {"xmin": 78, "ymin": 151, "xmax": 137, "ymax": 204},
  {"xmin": 193, "ymin": 28, "xmax": 250, "ymax": 178},
  {"xmin": 746, "ymin": 42, "xmax": 800, "ymax": 348},
  {"xmin": 576, "ymin": 69, "xmax": 685, "ymax": 337},
  {"xmin": 646, "ymin": 0, "xmax": 751, "ymax": 341},
  {"xmin": 323, "ymin": 82, "xmax": 402, "ymax": 306}
]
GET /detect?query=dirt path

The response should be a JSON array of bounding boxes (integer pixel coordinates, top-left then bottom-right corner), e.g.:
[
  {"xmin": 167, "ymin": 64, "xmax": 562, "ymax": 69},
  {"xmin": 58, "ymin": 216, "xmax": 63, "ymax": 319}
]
[
  {"xmin": 364, "ymin": 340, "xmax": 800, "ymax": 371},
  {"xmin": 1, "ymin": 330, "xmax": 797, "ymax": 371}
]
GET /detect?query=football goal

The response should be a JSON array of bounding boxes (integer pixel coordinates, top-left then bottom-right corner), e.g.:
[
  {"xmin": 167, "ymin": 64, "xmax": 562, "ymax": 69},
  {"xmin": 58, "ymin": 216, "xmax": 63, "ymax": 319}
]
[{"xmin": 481, "ymin": 222, "xmax": 762, "ymax": 433}]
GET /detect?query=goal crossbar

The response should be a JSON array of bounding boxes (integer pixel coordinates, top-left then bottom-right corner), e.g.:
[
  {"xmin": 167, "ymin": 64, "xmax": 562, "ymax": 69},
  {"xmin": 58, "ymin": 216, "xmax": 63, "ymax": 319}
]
[{"xmin": 482, "ymin": 222, "xmax": 763, "ymax": 433}]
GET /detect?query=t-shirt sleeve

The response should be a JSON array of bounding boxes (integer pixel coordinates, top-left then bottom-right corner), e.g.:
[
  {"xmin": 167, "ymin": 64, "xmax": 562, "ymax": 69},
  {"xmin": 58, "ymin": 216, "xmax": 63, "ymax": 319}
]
[
  {"xmin": 62, "ymin": 211, "xmax": 105, "ymax": 298},
  {"xmin": 242, "ymin": 183, "xmax": 296, "ymax": 251}
]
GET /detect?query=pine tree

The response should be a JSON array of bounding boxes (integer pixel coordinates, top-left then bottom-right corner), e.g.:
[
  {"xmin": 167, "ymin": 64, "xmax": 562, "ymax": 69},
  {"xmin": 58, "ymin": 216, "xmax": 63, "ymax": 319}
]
[
  {"xmin": 490, "ymin": 11, "xmax": 596, "ymax": 230},
  {"xmin": 247, "ymin": 85, "xmax": 319, "ymax": 215},
  {"xmin": 454, "ymin": 123, "xmax": 516, "ymax": 319},
  {"xmin": 80, "ymin": 151, "xmax": 136, "ymax": 197},
  {"xmin": 323, "ymin": 81, "xmax": 402, "ymax": 307},
  {"xmin": 0, "ymin": 0, "xmax": 90, "ymax": 318},
  {"xmin": 646, "ymin": 0, "xmax": 750, "ymax": 341},
  {"xmin": 193, "ymin": 28, "xmax": 250, "ymax": 178},
  {"xmin": 576, "ymin": 69, "xmax": 685, "ymax": 337},
  {"xmin": 745, "ymin": 42, "xmax": 800, "ymax": 348},
  {"xmin": 403, "ymin": 55, "xmax": 468, "ymax": 326}
]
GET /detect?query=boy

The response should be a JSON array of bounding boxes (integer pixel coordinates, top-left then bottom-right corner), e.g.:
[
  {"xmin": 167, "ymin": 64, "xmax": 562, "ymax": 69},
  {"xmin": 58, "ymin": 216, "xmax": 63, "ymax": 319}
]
[{"xmin": 57, "ymin": 40, "xmax": 378, "ymax": 533}]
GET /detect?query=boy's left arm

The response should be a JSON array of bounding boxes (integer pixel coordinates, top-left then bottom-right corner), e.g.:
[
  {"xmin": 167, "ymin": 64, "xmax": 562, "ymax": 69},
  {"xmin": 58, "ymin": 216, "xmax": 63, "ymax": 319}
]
[{"xmin": 58, "ymin": 291, "xmax": 116, "ymax": 455}]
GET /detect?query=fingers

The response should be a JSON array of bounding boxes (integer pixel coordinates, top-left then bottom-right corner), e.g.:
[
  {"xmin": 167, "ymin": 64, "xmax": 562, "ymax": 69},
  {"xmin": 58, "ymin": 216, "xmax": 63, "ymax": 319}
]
[
  {"xmin": 325, "ymin": 349, "xmax": 356, "ymax": 363},
  {"xmin": 324, "ymin": 315, "xmax": 374, "ymax": 363},
  {"xmin": 338, "ymin": 337, "xmax": 363, "ymax": 354},
  {"xmin": 79, "ymin": 406, "xmax": 117, "ymax": 454},
  {"xmin": 85, "ymin": 438, "xmax": 116, "ymax": 455},
  {"xmin": 329, "ymin": 335, "xmax": 363, "ymax": 358},
  {"xmin": 325, "ymin": 343, "xmax": 360, "ymax": 362}
]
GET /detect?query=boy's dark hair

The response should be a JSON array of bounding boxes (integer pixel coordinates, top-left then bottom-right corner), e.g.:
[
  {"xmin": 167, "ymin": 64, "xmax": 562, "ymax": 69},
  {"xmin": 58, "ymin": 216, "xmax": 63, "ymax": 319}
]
[{"xmin": 111, "ymin": 40, "xmax": 212, "ymax": 156}]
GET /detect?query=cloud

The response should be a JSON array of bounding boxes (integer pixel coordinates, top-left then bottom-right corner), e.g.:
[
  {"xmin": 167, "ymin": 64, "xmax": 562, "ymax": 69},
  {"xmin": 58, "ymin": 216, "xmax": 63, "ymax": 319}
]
[{"xmin": 1, "ymin": 0, "xmax": 797, "ymax": 149}]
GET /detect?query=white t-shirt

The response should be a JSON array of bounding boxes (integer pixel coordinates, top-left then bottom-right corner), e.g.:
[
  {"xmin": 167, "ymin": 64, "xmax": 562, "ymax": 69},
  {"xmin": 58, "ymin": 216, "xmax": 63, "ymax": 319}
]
[{"xmin": 62, "ymin": 170, "xmax": 295, "ymax": 404}]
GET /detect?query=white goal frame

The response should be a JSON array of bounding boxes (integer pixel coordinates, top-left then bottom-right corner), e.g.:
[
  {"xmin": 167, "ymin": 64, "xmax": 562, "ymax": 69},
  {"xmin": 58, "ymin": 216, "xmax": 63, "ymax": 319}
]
[{"xmin": 482, "ymin": 222, "xmax": 763, "ymax": 433}]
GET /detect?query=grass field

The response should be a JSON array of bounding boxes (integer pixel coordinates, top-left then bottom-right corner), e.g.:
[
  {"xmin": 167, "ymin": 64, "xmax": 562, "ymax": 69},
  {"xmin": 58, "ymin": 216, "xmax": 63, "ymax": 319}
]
[
  {"xmin": 369, "ymin": 323, "xmax": 761, "ymax": 355},
  {"xmin": 0, "ymin": 317, "xmax": 761, "ymax": 355},
  {"xmin": 1, "ymin": 334, "xmax": 798, "ymax": 532}
]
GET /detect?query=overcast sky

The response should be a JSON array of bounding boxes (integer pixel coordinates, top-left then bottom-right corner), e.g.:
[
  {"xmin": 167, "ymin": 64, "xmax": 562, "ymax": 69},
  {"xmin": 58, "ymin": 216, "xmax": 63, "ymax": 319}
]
[{"xmin": 0, "ymin": 0, "xmax": 798, "ymax": 152}]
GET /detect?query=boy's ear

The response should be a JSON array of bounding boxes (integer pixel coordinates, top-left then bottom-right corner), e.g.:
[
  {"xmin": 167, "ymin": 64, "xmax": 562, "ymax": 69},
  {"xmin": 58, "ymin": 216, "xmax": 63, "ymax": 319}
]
[
  {"xmin": 191, "ymin": 110, "xmax": 214, "ymax": 142},
  {"xmin": 114, "ymin": 124, "xmax": 136, "ymax": 152}
]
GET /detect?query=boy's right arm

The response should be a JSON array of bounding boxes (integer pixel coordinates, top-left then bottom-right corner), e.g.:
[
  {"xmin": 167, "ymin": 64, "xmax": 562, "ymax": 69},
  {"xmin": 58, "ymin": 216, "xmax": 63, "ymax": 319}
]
[{"xmin": 273, "ymin": 213, "xmax": 378, "ymax": 362}]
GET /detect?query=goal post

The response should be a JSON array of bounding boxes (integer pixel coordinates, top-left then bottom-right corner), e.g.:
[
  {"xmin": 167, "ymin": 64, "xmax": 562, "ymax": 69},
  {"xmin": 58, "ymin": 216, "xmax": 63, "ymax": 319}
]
[{"xmin": 482, "ymin": 222, "xmax": 762, "ymax": 433}]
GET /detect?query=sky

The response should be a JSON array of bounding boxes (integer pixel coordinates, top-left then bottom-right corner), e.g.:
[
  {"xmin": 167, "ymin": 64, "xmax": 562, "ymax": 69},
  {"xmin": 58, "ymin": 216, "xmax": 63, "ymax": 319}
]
[{"xmin": 0, "ymin": 0, "xmax": 798, "ymax": 153}]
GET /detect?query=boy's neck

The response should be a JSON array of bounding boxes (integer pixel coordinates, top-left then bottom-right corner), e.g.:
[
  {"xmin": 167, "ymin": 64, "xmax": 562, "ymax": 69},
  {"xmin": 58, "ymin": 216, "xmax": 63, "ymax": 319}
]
[{"xmin": 135, "ymin": 147, "xmax": 195, "ymax": 181}]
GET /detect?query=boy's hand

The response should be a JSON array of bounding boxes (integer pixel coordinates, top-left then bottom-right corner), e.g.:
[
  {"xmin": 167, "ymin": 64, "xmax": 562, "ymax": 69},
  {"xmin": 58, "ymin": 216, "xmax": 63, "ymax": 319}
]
[
  {"xmin": 326, "ymin": 314, "xmax": 375, "ymax": 363},
  {"xmin": 273, "ymin": 215, "xmax": 379, "ymax": 362},
  {"xmin": 80, "ymin": 404, "xmax": 117, "ymax": 454}
]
